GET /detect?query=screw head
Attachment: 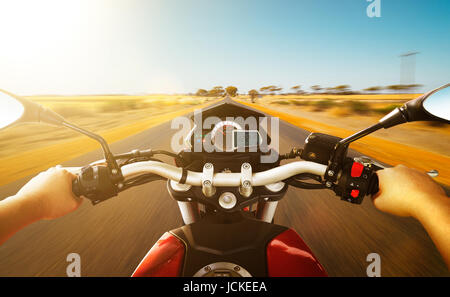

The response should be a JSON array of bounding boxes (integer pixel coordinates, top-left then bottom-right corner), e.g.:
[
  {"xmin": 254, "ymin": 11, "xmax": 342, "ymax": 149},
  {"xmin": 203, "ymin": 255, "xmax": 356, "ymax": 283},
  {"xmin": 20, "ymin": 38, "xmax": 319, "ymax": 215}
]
[
  {"xmin": 204, "ymin": 163, "xmax": 212, "ymax": 169},
  {"xmin": 204, "ymin": 266, "xmax": 211, "ymax": 272},
  {"xmin": 234, "ymin": 266, "xmax": 240, "ymax": 271},
  {"xmin": 203, "ymin": 180, "xmax": 211, "ymax": 186},
  {"xmin": 243, "ymin": 180, "xmax": 251, "ymax": 187},
  {"xmin": 328, "ymin": 170, "xmax": 334, "ymax": 177},
  {"xmin": 242, "ymin": 163, "xmax": 250, "ymax": 169},
  {"xmin": 219, "ymin": 192, "xmax": 237, "ymax": 209},
  {"xmin": 308, "ymin": 152, "xmax": 316, "ymax": 159},
  {"xmin": 223, "ymin": 195, "xmax": 232, "ymax": 203},
  {"xmin": 325, "ymin": 181, "xmax": 332, "ymax": 188}
]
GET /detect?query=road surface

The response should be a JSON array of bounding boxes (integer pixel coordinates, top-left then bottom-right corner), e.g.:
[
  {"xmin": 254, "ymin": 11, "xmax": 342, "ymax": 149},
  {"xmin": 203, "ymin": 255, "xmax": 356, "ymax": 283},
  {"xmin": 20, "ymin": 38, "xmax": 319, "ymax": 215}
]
[{"xmin": 0, "ymin": 100, "xmax": 448, "ymax": 276}]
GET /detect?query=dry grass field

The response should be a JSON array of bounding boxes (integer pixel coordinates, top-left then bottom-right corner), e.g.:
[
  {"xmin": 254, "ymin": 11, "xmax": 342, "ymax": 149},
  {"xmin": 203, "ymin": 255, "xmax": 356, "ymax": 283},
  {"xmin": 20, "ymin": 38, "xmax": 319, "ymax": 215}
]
[
  {"xmin": 0, "ymin": 95, "xmax": 213, "ymax": 186},
  {"xmin": 242, "ymin": 93, "xmax": 423, "ymax": 115},
  {"xmin": 0, "ymin": 95, "xmax": 208, "ymax": 158},
  {"xmin": 1, "ymin": 93, "xmax": 449, "ymax": 186}
]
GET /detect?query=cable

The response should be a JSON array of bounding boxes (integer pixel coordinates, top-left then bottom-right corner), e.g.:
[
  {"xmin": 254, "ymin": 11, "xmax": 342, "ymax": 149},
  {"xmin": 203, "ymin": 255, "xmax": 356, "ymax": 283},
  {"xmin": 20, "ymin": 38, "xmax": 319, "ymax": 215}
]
[
  {"xmin": 284, "ymin": 173, "xmax": 325, "ymax": 189},
  {"xmin": 120, "ymin": 157, "xmax": 163, "ymax": 167},
  {"xmin": 115, "ymin": 149, "xmax": 184, "ymax": 165},
  {"xmin": 121, "ymin": 173, "xmax": 166, "ymax": 191}
]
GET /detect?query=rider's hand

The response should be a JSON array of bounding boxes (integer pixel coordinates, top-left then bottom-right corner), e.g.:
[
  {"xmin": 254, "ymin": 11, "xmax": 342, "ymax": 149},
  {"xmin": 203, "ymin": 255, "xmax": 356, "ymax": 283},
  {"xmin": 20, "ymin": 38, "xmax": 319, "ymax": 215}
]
[
  {"xmin": 15, "ymin": 166, "xmax": 83, "ymax": 220},
  {"xmin": 372, "ymin": 164, "xmax": 450, "ymax": 268},
  {"xmin": 372, "ymin": 164, "xmax": 447, "ymax": 218}
]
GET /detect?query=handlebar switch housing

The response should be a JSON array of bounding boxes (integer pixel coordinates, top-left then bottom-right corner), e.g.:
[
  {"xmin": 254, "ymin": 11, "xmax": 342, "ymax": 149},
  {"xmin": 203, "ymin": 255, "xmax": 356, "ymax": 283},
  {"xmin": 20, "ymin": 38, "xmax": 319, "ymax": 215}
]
[
  {"xmin": 72, "ymin": 165, "xmax": 119, "ymax": 205},
  {"xmin": 301, "ymin": 133, "xmax": 344, "ymax": 165},
  {"xmin": 334, "ymin": 158, "xmax": 379, "ymax": 204}
]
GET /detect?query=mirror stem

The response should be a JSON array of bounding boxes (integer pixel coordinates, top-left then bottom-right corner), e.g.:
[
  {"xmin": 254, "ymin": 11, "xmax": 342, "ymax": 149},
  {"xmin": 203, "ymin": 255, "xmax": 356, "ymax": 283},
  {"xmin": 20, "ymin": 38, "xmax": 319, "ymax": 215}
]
[
  {"xmin": 61, "ymin": 121, "xmax": 123, "ymax": 182},
  {"xmin": 339, "ymin": 122, "xmax": 383, "ymax": 146}
]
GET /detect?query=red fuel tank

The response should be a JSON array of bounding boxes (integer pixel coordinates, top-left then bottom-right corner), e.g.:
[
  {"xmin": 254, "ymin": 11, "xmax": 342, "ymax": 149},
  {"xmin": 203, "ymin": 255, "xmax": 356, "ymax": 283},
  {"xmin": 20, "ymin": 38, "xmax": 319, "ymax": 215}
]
[
  {"xmin": 266, "ymin": 228, "xmax": 327, "ymax": 277},
  {"xmin": 132, "ymin": 232, "xmax": 185, "ymax": 277}
]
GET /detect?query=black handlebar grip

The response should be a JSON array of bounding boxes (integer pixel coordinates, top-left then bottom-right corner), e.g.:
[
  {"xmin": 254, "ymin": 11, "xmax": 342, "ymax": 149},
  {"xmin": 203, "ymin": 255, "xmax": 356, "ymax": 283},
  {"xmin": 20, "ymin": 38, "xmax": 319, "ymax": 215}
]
[
  {"xmin": 367, "ymin": 171, "xmax": 380, "ymax": 196},
  {"xmin": 368, "ymin": 163, "xmax": 385, "ymax": 196},
  {"xmin": 72, "ymin": 177, "xmax": 82, "ymax": 197}
]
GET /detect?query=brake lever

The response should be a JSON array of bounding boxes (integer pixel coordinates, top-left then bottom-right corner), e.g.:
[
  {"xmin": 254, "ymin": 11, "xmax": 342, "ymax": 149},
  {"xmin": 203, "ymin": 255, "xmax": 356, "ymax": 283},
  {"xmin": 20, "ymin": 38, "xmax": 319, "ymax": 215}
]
[
  {"xmin": 354, "ymin": 156, "xmax": 439, "ymax": 178},
  {"xmin": 353, "ymin": 156, "xmax": 386, "ymax": 169}
]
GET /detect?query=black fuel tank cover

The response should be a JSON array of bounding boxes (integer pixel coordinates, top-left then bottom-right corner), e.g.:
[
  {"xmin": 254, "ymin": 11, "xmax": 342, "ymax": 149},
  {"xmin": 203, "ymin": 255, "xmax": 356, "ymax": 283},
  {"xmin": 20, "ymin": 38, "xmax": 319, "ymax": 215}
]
[{"xmin": 170, "ymin": 212, "xmax": 287, "ymax": 276}]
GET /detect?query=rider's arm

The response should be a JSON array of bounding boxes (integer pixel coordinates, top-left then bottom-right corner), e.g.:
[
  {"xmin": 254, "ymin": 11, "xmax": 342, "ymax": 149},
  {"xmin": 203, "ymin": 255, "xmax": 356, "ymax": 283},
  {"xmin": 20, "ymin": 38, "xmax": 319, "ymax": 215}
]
[
  {"xmin": 0, "ymin": 167, "xmax": 83, "ymax": 245},
  {"xmin": 372, "ymin": 165, "xmax": 450, "ymax": 268}
]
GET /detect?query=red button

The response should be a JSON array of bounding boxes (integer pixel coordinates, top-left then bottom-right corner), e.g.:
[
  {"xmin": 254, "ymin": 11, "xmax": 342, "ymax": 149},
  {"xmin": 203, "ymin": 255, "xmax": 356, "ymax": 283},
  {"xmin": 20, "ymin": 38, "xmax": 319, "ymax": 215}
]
[
  {"xmin": 351, "ymin": 162, "xmax": 364, "ymax": 177},
  {"xmin": 350, "ymin": 189, "xmax": 360, "ymax": 198}
]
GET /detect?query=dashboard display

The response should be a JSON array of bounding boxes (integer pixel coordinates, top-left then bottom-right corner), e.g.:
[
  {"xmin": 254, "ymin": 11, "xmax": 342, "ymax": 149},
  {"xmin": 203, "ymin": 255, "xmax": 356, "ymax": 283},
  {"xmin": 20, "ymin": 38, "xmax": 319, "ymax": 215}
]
[
  {"xmin": 185, "ymin": 120, "xmax": 264, "ymax": 152},
  {"xmin": 233, "ymin": 130, "xmax": 261, "ymax": 150}
]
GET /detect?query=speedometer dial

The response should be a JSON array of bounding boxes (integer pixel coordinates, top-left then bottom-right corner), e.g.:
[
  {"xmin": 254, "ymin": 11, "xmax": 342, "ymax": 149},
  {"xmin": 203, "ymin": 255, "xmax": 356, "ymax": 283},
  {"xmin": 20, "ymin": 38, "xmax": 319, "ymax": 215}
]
[{"xmin": 211, "ymin": 120, "xmax": 242, "ymax": 152}]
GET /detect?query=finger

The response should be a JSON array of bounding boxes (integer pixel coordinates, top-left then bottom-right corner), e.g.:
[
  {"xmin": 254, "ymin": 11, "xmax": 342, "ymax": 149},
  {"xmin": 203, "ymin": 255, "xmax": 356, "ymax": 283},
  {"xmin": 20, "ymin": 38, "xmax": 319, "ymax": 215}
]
[
  {"xmin": 73, "ymin": 195, "xmax": 84, "ymax": 205},
  {"xmin": 46, "ymin": 167, "xmax": 55, "ymax": 172},
  {"xmin": 65, "ymin": 170, "xmax": 77, "ymax": 180},
  {"xmin": 371, "ymin": 189, "xmax": 382, "ymax": 200}
]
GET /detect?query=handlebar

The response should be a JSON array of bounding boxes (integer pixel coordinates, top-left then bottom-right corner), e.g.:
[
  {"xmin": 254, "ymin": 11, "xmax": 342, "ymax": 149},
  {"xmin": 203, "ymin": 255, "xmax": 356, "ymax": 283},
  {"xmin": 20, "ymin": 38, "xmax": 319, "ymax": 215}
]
[
  {"xmin": 119, "ymin": 160, "xmax": 327, "ymax": 187},
  {"xmin": 70, "ymin": 156, "xmax": 380, "ymax": 205},
  {"xmin": 68, "ymin": 160, "xmax": 328, "ymax": 186}
]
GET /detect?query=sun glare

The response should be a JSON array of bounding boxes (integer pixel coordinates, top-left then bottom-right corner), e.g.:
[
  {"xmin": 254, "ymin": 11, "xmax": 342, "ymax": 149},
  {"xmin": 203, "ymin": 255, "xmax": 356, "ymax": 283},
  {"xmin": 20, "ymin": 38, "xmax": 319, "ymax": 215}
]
[
  {"xmin": 0, "ymin": 1, "xmax": 84, "ymax": 57},
  {"xmin": 0, "ymin": 0, "xmax": 116, "ymax": 94}
]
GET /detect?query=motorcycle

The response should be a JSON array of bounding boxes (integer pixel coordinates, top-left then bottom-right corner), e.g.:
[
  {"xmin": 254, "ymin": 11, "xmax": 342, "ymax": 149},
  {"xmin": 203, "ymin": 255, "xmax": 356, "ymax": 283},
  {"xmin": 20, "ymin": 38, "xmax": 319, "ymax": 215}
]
[{"xmin": 0, "ymin": 84, "xmax": 448, "ymax": 277}]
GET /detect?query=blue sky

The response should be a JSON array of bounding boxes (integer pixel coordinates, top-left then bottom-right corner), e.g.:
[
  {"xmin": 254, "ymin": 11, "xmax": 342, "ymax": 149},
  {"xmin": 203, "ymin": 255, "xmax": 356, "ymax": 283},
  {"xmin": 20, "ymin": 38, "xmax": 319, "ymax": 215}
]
[{"xmin": 0, "ymin": 0, "xmax": 449, "ymax": 95}]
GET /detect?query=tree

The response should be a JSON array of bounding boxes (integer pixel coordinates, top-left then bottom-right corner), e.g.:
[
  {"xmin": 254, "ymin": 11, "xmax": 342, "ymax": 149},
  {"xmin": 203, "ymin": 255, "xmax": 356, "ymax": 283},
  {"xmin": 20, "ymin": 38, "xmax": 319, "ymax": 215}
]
[
  {"xmin": 208, "ymin": 86, "xmax": 225, "ymax": 97},
  {"xmin": 323, "ymin": 85, "xmax": 353, "ymax": 94},
  {"xmin": 195, "ymin": 89, "xmax": 208, "ymax": 96},
  {"xmin": 386, "ymin": 84, "xmax": 422, "ymax": 93},
  {"xmin": 260, "ymin": 85, "xmax": 282, "ymax": 95},
  {"xmin": 310, "ymin": 85, "xmax": 322, "ymax": 93},
  {"xmin": 260, "ymin": 86, "xmax": 274, "ymax": 95},
  {"xmin": 291, "ymin": 85, "xmax": 301, "ymax": 90},
  {"xmin": 292, "ymin": 85, "xmax": 306, "ymax": 94},
  {"xmin": 363, "ymin": 86, "xmax": 383, "ymax": 93},
  {"xmin": 248, "ymin": 89, "xmax": 259, "ymax": 103},
  {"xmin": 225, "ymin": 86, "xmax": 238, "ymax": 97},
  {"xmin": 269, "ymin": 86, "xmax": 283, "ymax": 95},
  {"xmin": 333, "ymin": 85, "xmax": 351, "ymax": 93}
]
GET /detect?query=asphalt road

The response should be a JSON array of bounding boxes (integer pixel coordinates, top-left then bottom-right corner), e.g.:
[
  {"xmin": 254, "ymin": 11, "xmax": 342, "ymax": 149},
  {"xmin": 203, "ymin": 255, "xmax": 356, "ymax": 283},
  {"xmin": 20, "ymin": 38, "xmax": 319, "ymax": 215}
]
[{"xmin": 0, "ymin": 101, "xmax": 448, "ymax": 276}]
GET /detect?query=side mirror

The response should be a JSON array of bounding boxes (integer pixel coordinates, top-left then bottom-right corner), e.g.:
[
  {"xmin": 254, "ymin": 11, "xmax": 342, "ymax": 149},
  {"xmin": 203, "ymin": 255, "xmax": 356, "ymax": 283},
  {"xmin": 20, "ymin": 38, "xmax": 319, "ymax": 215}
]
[
  {"xmin": 422, "ymin": 85, "xmax": 450, "ymax": 122},
  {"xmin": 0, "ymin": 89, "xmax": 65, "ymax": 130},
  {"xmin": 379, "ymin": 83, "xmax": 450, "ymax": 128}
]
